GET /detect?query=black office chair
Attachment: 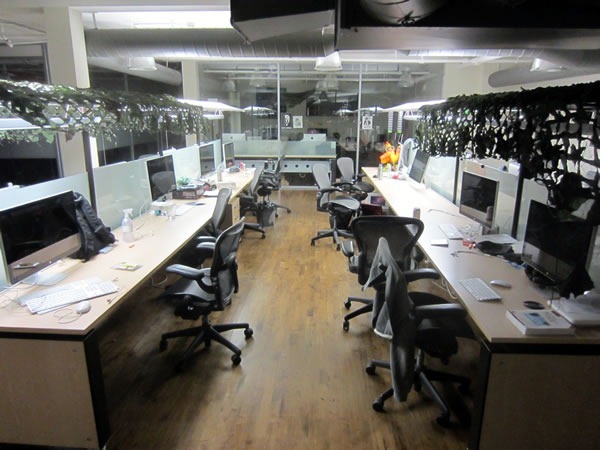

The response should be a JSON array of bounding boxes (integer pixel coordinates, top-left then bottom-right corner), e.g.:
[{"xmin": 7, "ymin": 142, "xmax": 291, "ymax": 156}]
[
  {"xmin": 238, "ymin": 168, "xmax": 266, "ymax": 238},
  {"xmin": 310, "ymin": 162, "xmax": 362, "ymax": 250},
  {"xmin": 159, "ymin": 219, "xmax": 253, "ymax": 370},
  {"xmin": 336, "ymin": 156, "xmax": 374, "ymax": 200},
  {"xmin": 340, "ymin": 215, "xmax": 424, "ymax": 331},
  {"xmin": 364, "ymin": 237, "xmax": 473, "ymax": 426},
  {"xmin": 192, "ymin": 187, "xmax": 232, "ymax": 265},
  {"xmin": 257, "ymin": 156, "xmax": 292, "ymax": 216}
]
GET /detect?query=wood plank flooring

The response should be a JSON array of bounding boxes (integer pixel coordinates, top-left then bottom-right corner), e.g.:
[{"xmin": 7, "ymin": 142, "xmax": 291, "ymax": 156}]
[{"xmin": 98, "ymin": 190, "xmax": 478, "ymax": 450}]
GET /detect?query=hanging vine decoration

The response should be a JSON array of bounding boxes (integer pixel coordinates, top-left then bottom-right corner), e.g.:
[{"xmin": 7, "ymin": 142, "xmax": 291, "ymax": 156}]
[
  {"xmin": 416, "ymin": 80, "xmax": 600, "ymax": 219},
  {"xmin": 0, "ymin": 79, "xmax": 208, "ymax": 143}
]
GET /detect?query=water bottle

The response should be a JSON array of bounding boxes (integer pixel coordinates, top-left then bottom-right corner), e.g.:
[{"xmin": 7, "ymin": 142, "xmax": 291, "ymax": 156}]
[
  {"xmin": 121, "ymin": 208, "xmax": 134, "ymax": 243},
  {"xmin": 377, "ymin": 164, "xmax": 383, "ymax": 179}
]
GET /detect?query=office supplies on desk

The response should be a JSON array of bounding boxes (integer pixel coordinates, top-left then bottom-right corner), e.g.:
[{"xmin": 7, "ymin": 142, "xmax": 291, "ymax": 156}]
[
  {"xmin": 550, "ymin": 292, "xmax": 600, "ymax": 326},
  {"xmin": 25, "ymin": 279, "xmax": 119, "ymax": 314},
  {"xmin": 506, "ymin": 309, "xmax": 575, "ymax": 335},
  {"xmin": 439, "ymin": 223, "xmax": 463, "ymax": 239},
  {"xmin": 460, "ymin": 278, "xmax": 502, "ymax": 302}
]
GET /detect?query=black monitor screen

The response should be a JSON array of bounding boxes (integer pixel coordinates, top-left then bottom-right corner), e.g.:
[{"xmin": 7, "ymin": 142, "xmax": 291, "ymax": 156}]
[
  {"xmin": 522, "ymin": 200, "xmax": 594, "ymax": 284},
  {"xmin": 459, "ymin": 171, "xmax": 499, "ymax": 227},
  {"xmin": 0, "ymin": 191, "xmax": 81, "ymax": 284},
  {"xmin": 199, "ymin": 143, "xmax": 216, "ymax": 176},
  {"xmin": 408, "ymin": 149, "xmax": 429, "ymax": 183},
  {"xmin": 146, "ymin": 154, "xmax": 176, "ymax": 201},
  {"xmin": 223, "ymin": 142, "xmax": 235, "ymax": 169}
]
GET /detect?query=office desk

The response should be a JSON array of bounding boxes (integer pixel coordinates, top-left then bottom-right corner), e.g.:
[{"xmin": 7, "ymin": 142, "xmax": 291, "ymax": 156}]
[
  {"xmin": 0, "ymin": 170, "xmax": 253, "ymax": 449},
  {"xmin": 363, "ymin": 167, "xmax": 600, "ymax": 450}
]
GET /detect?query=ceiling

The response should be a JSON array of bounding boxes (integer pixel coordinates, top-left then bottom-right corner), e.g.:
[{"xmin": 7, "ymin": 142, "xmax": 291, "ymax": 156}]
[{"xmin": 0, "ymin": 0, "xmax": 600, "ymax": 89}]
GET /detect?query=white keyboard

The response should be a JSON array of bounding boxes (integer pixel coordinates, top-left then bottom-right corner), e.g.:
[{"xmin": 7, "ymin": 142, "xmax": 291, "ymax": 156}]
[
  {"xmin": 25, "ymin": 280, "xmax": 119, "ymax": 314},
  {"xmin": 176, "ymin": 204, "xmax": 194, "ymax": 216},
  {"xmin": 439, "ymin": 223, "xmax": 463, "ymax": 239},
  {"xmin": 459, "ymin": 278, "xmax": 502, "ymax": 302}
]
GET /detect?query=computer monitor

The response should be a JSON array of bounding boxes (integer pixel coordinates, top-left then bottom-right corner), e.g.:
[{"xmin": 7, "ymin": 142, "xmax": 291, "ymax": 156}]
[
  {"xmin": 0, "ymin": 191, "xmax": 81, "ymax": 285},
  {"xmin": 522, "ymin": 199, "xmax": 595, "ymax": 285},
  {"xmin": 408, "ymin": 149, "xmax": 429, "ymax": 183},
  {"xmin": 459, "ymin": 171, "xmax": 499, "ymax": 228},
  {"xmin": 146, "ymin": 154, "xmax": 176, "ymax": 201},
  {"xmin": 199, "ymin": 143, "xmax": 216, "ymax": 176},
  {"xmin": 223, "ymin": 141, "xmax": 235, "ymax": 170}
]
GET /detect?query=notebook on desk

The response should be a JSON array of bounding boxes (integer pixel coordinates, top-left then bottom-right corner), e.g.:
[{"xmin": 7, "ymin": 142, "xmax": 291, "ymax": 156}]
[{"xmin": 551, "ymin": 298, "xmax": 600, "ymax": 326}]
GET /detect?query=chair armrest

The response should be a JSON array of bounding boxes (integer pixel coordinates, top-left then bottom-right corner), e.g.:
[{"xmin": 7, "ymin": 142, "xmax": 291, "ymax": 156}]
[
  {"xmin": 414, "ymin": 303, "xmax": 467, "ymax": 321},
  {"xmin": 403, "ymin": 268, "xmax": 441, "ymax": 283},
  {"xmin": 196, "ymin": 236, "xmax": 216, "ymax": 244},
  {"xmin": 166, "ymin": 263, "xmax": 208, "ymax": 280},
  {"xmin": 340, "ymin": 239, "xmax": 355, "ymax": 258},
  {"xmin": 196, "ymin": 242, "xmax": 216, "ymax": 253}
]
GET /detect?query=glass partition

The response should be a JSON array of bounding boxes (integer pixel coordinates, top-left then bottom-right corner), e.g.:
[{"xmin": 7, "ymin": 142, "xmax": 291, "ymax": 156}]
[
  {"xmin": 0, "ymin": 172, "xmax": 89, "ymax": 211},
  {"xmin": 93, "ymin": 160, "xmax": 151, "ymax": 230}
]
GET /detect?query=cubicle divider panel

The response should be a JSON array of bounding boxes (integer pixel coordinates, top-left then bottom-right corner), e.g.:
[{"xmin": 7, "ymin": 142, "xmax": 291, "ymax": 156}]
[{"xmin": 93, "ymin": 160, "xmax": 152, "ymax": 230}]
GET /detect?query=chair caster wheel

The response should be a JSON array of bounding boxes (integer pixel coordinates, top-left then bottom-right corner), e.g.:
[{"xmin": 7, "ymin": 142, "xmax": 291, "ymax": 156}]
[
  {"xmin": 343, "ymin": 320, "xmax": 349, "ymax": 331},
  {"xmin": 365, "ymin": 364, "xmax": 376, "ymax": 375},
  {"xmin": 310, "ymin": 241, "xmax": 315, "ymax": 246},
  {"xmin": 159, "ymin": 339, "xmax": 167, "ymax": 352},
  {"xmin": 372, "ymin": 399, "xmax": 385, "ymax": 412},
  {"xmin": 344, "ymin": 300, "xmax": 351, "ymax": 309},
  {"xmin": 244, "ymin": 328, "xmax": 254, "ymax": 338},
  {"xmin": 232, "ymin": 354, "xmax": 242, "ymax": 365},
  {"xmin": 436, "ymin": 414, "xmax": 450, "ymax": 427}
]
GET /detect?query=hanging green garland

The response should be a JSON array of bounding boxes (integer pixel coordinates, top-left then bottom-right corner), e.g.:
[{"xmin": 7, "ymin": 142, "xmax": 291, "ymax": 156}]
[
  {"xmin": 416, "ymin": 80, "xmax": 600, "ymax": 219},
  {"xmin": 0, "ymin": 79, "xmax": 208, "ymax": 143}
]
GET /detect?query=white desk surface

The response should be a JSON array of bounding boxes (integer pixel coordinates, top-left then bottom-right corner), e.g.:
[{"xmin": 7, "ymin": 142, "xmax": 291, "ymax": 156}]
[
  {"xmin": 363, "ymin": 167, "xmax": 600, "ymax": 345},
  {"xmin": 0, "ymin": 170, "xmax": 254, "ymax": 336}
]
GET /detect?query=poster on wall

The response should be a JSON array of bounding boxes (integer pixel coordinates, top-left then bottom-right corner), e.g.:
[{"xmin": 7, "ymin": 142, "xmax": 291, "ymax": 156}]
[
  {"xmin": 281, "ymin": 113, "xmax": 292, "ymax": 129},
  {"xmin": 362, "ymin": 114, "xmax": 373, "ymax": 130},
  {"xmin": 293, "ymin": 115, "xmax": 303, "ymax": 129}
]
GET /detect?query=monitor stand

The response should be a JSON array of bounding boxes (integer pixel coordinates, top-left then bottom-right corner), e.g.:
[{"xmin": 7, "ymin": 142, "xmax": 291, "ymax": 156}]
[{"xmin": 22, "ymin": 262, "xmax": 68, "ymax": 286}]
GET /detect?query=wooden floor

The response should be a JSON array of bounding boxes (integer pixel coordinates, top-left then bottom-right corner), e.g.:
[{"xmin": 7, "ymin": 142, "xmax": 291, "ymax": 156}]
[{"xmin": 98, "ymin": 190, "xmax": 479, "ymax": 450}]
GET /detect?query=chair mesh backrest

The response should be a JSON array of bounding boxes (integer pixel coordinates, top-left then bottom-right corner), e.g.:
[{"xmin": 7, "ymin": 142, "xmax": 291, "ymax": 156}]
[
  {"xmin": 249, "ymin": 167, "xmax": 264, "ymax": 194},
  {"xmin": 210, "ymin": 219, "xmax": 245, "ymax": 302},
  {"xmin": 351, "ymin": 215, "xmax": 424, "ymax": 285},
  {"xmin": 365, "ymin": 237, "xmax": 416, "ymax": 402},
  {"xmin": 312, "ymin": 163, "xmax": 332, "ymax": 208},
  {"xmin": 210, "ymin": 188, "xmax": 232, "ymax": 234},
  {"xmin": 337, "ymin": 157, "xmax": 354, "ymax": 182}
]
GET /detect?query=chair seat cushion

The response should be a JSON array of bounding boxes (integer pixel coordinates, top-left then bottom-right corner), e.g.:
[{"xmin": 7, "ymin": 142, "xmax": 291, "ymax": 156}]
[{"xmin": 330, "ymin": 196, "xmax": 361, "ymax": 211}]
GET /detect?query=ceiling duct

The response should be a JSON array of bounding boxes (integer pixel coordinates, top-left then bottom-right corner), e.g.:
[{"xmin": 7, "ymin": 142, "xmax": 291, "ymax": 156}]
[
  {"xmin": 488, "ymin": 65, "xmax": 599, "ymax": 88},
  {"xmin": 230, "ymin": 0, "xmax": 335, "ymax": 42},
  {"xmin": 85, "ymin": 28, "xmax": 334, "ymax": 60},
  {"xmin": 87, "ymin": 57, "xmax": 182, "ymax": 85}
]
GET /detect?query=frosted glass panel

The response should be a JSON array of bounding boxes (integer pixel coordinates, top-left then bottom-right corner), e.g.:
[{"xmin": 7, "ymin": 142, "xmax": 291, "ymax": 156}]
[
  {"xmin": 172, "ymin": 144, "xmax": 201, "ymax": 181},
  {"xmin": 425, "ymin": 156, "xmax": 456, "ymax": 202},
  {"xmin": 0, "ymin": 172, "xmax": 89, "ymax": 210},
  {"xmin": 93, "ymin": 160, "xmax": 151, "ymax": 230}
]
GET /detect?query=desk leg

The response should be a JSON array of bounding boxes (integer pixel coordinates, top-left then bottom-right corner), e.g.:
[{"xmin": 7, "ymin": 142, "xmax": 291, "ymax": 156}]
[
  {"xmin": 0, "ymin": 330, "xmax": 109, "ymax": 449},
  {"xmin": 470, "ymin": 341, "xmax": 600, "ymax": 450}
]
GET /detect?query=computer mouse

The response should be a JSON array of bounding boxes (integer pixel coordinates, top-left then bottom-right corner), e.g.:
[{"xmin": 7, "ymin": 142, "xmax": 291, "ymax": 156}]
[
  {"xmin": 523, "ymin": 300, "xmax": 545, "ymax": 310},
  {"xmin": 75, "ymin": 300, "xmax": 91, "ymax": 314},
  {"xmin": 490, "ymin": 279, "xmax": 512, "ymax": 288}
]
